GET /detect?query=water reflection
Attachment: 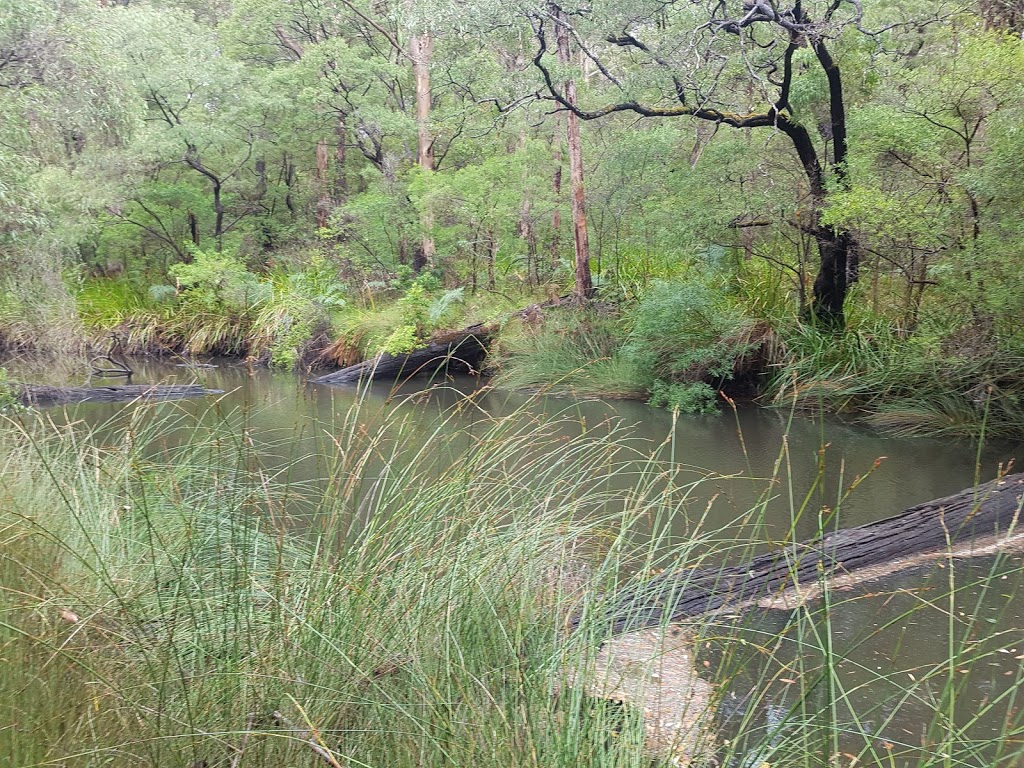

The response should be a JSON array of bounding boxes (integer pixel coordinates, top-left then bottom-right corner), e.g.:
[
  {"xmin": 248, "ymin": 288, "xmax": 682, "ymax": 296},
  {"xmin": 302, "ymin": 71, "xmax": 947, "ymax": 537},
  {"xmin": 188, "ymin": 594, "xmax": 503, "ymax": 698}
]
[{"xmin": 9, "ymin": 358, "xmax": 1017, "ymax": 530}]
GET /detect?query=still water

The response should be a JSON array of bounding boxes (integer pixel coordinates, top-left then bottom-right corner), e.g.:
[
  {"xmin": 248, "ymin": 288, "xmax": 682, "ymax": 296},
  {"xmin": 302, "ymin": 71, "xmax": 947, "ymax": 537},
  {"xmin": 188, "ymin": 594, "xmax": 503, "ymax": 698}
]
[{"xmin": 8, "ymin": 358, "xmax": 1024, "ymax": 764}]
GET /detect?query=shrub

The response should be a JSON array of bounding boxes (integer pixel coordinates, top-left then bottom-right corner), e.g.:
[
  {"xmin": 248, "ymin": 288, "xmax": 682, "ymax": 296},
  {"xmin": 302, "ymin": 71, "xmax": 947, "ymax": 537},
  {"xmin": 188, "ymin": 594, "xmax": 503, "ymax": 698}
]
[
  {"xmin": 379, "ymin": 283, "xmax": 466, "ymax": 356},
  {"xmin": 624, "ymin": 278, "xmax": 762, "ymax": 411},
  {"xmin": 648, "ymin": 380, "xmax": 718, "ymax": 414},
  {"xmin": 491, "ymin": 308, "xmax": 647, "ymax": 398},
  {"xmin": 169, "ymin": 248, "xmax": 269, "ymax": 314}
]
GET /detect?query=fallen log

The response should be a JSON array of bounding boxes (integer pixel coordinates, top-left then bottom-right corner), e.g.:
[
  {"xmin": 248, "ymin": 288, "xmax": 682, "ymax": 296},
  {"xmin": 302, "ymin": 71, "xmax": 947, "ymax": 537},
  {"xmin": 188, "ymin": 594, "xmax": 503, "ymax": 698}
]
[
  {"xmin": 311, "ymin": 324, "xmax": 492, "ymax": 386},
  {"xmin": 311, "ymin": 293, "xmax": 575, "ymax": 386},
  {"xmin": 590, "ymin": 473, "xmax": 1024, "ymax": 636},
  {"xmin": 12, "ymin": 383, "xmax": 223, "ymax": 407}
]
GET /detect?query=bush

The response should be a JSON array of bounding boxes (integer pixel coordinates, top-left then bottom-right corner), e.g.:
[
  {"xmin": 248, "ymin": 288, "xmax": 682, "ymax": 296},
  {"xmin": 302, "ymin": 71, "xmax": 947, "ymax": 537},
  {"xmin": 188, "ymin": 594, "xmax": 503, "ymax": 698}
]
[
  {"xmin": 491, "ymin": 308, "xmax": 647, "ymax": 399},
  {"xmin": 624, "ymin": 278, "xmax": 761, "ymax": 412},
  {"xmin": 169, "ymin": 249, "xmax": 268, "ymax": 313},
  {"xmin": 648, "ymin": 380, "xmax": 718, "ymax": 414},
  {"xmin": 379, "ymin": 283, "xmax": 466, "ymax": 356}
]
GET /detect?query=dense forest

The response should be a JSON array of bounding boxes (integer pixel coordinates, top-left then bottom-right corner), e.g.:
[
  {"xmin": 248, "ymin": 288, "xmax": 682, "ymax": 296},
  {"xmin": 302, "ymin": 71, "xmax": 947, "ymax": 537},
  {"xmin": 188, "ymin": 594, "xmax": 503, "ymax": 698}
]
[{"xmin": 2, "ymin": 0, "xmax": 1024, "ymax": 435}]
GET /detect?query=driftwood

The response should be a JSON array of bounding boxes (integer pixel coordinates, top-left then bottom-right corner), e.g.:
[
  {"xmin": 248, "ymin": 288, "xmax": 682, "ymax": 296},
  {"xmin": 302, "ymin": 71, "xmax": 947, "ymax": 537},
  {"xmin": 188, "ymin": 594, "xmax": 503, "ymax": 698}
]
[
  {"xmin": 590, "ymin": 473, "xmax": 1024, "ymax": 635},
  {"xmin": 311, "ymin": 294, "xmax": 574, "ymax": 386},
  {"xmin": 311, "ymin": 324, "xmax": 492, "ymax": 386},
  {"xmin": 12, "ymin": 383, "xmax": 222, "ymax": 407},
  {"xmin": 89, "ymin": 355, "xmax": 133, "ymax": 378}
]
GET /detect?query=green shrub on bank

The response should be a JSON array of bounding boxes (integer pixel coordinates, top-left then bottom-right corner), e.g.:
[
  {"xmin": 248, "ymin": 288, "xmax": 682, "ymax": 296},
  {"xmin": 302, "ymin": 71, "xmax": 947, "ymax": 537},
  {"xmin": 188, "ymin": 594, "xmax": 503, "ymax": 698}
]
[
  {"xmin": 491, "ymin": 308, "xmax": 647, "ymax": 398},
  {"xmin": 648, "ymin": 380, "xmax": 718, "ymax": 414},
  {"xmin": 767, "ymin": 317, "xmax": 1024, "ymax": 439},
  {"xmin": 170, "ymin": 249, "xmax": 269, "ymax": 313},
  {"xmin": 624, "ymin": 278, "xmax": 763, "ymax": 413},
  {"xmin": 0, "ymin": 272, "xmax": 84, "ymax": 355},
  {"xmin": 75, "ymin": 252, "xmax": 350, "ymax": 368}
]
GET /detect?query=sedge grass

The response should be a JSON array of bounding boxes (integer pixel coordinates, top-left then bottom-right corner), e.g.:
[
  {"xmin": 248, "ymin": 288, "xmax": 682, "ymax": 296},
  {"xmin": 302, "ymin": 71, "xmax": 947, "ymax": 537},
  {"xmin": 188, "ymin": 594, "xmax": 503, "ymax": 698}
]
[
  {"xmin": 768, "ymin": 319, "xmax": 1024, "ymax": 440},
  {"xmin": 0, "ymin": 398, "xmax": 1023, "ymax": 767},
  {"xmin": 490, "ymin": 310, "xmax": 648, "ymax": 400}
]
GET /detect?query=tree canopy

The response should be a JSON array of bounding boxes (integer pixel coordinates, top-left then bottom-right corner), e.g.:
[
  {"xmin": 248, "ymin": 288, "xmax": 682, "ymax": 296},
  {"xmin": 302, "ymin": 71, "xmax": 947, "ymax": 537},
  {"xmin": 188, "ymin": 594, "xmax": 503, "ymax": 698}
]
[{"xmin": 2, "ymin": 0, "xmax": 1023, "ymax": 373}]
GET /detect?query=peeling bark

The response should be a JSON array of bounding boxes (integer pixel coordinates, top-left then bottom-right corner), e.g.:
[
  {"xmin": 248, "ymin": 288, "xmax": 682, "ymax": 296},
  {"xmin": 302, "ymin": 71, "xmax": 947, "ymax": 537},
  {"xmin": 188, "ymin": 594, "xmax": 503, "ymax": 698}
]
[
  {"xmin": 409, "ymin": 16, "xmax": 436, "ymax": 269},
  {"xmin": 552, "ymin": 4, "xmax": 594, "ymax": 301}
]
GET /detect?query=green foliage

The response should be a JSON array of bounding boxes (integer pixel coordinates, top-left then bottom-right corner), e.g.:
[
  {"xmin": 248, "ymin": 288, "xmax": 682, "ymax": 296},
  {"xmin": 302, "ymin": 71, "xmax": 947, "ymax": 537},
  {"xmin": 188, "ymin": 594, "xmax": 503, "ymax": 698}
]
[
  {"xmin": 379, "ymin": 282, "xmax": 466, "ymax": 356},
  {"xmin": 623, "ymin": 278, "xmax": 760, "ymax": 411},
  {"xmin": 381, "ymin": 324, "xmax": 420, "ymax": 356},
  {"xmin": 75, "ymin": 255, "xmax": 351, "ymax": 367},
  {"xmin": 768, "ymin": 317, "xmax": 1024, "ymax": 439},
  {"xmin": 77, "ymin": 279, "xmax": 155, "ymax": 328},
  {"xmin": 648, "ymin": 381, "xmax": 718, "ymax": 414},
  {"xmin": 170, "ymin": 249, "xmax": 267, "ymax": 314},
  {"xmin": 492, "ymin": 309, "xmax": 647, "ymax": 399},
  {"xmin": 0, "ymin": 368, "xmax": 20, "ymax": 411},
  {"xmin": 379, "ymin": 282, "xmax": 430, "ymax": 355},
  {"xmin": 625, "ymin": 279, "xmax": 752, "ymax": 381}
]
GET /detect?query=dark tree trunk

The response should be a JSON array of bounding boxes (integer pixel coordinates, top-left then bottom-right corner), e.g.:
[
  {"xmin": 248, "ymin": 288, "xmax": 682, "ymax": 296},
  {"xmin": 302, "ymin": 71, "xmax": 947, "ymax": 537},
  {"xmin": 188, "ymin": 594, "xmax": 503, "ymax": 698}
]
[
  {"xmin": 487, "ymin": 231, "xmax": 497, "ymax": 291},
  {"xmin": 808, "ymin": 229, "xmax": 851, "ymax": 327},
  {"xmin": 585, "ymin": 473, "xmax": 1024, "ymax": 636},
  {"xmin": 311, "ymin": 326, "xmax": 492, "ymax": 385},
  {"xmin": 184, "ymin": 144, "xmax": 224, "ymax": 250},
  {"xmin": 283, "ymin": 154, "xmax": 297, "ymax": 217},
  {"xmin": 412, "ymin": 245, "xmax": 428, "ymax": 273},
  {"xmin": 550, "ymin": 113, "xmax": 563, "ymax": 272},
  {"xmin": 188, "ymin": 210, "xmax": 200, "ymax": 248},
  {"xmin": 13, "ymin": 383, "xmax": 222, "ymax": 407}
]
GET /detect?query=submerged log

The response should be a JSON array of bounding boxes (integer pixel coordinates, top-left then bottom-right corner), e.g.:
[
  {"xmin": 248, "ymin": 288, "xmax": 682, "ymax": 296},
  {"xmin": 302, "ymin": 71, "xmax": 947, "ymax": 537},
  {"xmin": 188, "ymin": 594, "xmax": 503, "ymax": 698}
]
[
  {"xmin": 311, "ymin": 325, "xmax": 492, "ymax": 386},
  {"xmin": 592, "ymin": 473, "xmax": 1024, "ymax": 635},
  {"xmin": 13, "ymin": 383, "xmax": 222, "ymax": 407}
]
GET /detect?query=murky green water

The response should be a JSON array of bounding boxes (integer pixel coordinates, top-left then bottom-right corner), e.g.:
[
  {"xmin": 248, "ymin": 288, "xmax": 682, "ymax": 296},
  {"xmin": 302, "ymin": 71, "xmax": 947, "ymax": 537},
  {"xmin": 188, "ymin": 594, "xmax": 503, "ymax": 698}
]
[{"xmin": 6, "ymin": 358, "xmax": 1024, "ymax": 764}]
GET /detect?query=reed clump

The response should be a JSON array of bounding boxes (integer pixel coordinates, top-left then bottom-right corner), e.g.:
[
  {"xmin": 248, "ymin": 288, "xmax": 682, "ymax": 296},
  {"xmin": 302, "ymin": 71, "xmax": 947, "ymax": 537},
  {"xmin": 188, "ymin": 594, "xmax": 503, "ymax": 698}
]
[{"xmin": 767, "ymin": 318, "xmax": 1024, "ymax": 440}]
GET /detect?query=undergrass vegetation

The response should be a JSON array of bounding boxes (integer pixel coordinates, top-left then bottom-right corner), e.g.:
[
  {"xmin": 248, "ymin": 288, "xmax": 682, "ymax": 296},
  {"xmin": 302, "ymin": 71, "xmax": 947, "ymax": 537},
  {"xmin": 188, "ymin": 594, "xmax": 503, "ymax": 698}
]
[
  {"xmin": 71, "ymin": 255, "xmax": 547, "ymax": 373},
  {"xmin": 768, "ymin": 317, "xmax": 1024, "ymax": 439},
  {"xmin": 490, "ymin": 308, "xmax": 647, "ymax": 399},
  {"xmin": 75, "ymin": 251, "xmax": 348, "ymax": 367},
  {"xmin": 2, "ymin": 399, "xmax": 1024, "ymax": 767},
  {"xmin": 491, "ymin": 278, "xmax": 769, "ymax": 411}
]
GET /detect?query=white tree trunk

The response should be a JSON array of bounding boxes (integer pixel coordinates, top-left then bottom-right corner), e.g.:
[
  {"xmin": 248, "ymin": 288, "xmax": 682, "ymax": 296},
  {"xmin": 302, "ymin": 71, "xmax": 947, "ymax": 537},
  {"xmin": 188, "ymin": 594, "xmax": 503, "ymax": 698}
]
[
  {"xmin": 553, "ymin": 5, "xmax": 593, "ymax": 300},
  {"xmin": 409, "ymin": 23, "xmax": 436, "ymax": 268}
]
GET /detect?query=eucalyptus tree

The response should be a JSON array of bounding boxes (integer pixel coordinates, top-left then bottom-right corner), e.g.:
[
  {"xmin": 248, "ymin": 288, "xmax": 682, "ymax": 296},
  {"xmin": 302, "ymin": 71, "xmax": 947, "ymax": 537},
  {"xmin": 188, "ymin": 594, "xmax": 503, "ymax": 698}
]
[
  {"xmin": 524, "ymin": 0, "xmax": 885, "ymax": 326},
  {"xmin": 549, "ymin": 3, "xmax": 594, "ymax": 300},
  {"xmin": 227, "ymin": 0, "xmax": 480, "ymax": 271}
]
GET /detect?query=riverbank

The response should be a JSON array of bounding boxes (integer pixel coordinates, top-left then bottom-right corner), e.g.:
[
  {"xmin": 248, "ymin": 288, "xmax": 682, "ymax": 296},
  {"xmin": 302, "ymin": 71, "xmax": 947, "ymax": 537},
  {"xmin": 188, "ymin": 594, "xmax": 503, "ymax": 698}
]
[{"xmin": 3, "ymin": 262, "xmax": 1023, "ymax": 440}]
